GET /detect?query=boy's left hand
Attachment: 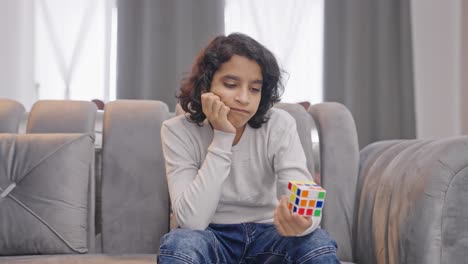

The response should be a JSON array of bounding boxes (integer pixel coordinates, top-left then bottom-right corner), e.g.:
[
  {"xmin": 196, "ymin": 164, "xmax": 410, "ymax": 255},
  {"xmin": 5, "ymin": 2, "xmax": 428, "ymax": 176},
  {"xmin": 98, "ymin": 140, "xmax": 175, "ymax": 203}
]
[{"xmin": 274, "ymin": 196, "xmax": 312, "ymax": 236}]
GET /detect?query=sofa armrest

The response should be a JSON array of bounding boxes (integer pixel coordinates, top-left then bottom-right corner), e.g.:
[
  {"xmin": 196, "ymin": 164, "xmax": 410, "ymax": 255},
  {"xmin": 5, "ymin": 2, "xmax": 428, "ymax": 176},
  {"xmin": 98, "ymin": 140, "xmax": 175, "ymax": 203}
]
[
  {"xmin": 308, "ymin": 102, "xmax": 359, "ymax": 262},
  {"xmin": 356, "ymin": 137, "xmax": 468, "ymax": 264}
]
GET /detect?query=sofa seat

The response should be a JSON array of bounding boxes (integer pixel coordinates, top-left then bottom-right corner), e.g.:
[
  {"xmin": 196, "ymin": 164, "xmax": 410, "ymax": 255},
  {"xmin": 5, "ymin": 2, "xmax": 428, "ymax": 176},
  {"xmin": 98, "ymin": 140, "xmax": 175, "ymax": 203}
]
[{"xmin": 0, "ymin": 254, "xmax": 156, "ymax": 264}]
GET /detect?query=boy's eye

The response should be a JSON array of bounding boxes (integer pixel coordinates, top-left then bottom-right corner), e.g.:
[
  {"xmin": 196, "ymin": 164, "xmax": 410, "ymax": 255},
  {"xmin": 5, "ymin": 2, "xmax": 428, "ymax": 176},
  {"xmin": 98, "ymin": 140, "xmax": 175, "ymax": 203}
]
[
  {"xmin": 251, "ymin": 87, "xmax": 261, "ymax": 93},
  {"xmin": 224, "ymin": 83, "xmax": 236, "ymax": 88}
]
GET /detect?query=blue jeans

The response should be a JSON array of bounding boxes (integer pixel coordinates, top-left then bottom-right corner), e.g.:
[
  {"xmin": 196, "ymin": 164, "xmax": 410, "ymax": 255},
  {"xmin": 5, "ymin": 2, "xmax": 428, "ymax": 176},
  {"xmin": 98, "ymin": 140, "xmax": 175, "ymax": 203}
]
[{"xmin": 158, "ymin": 223, "xmax": 339, "ymax": 263}]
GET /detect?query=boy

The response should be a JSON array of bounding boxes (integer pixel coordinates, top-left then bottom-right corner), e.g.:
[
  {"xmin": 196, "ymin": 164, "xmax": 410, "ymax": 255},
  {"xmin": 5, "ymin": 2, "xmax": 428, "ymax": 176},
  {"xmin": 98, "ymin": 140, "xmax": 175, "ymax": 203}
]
[{"xmin": 159, "ymin": 33, "xmax": 339, "ymax": 263}]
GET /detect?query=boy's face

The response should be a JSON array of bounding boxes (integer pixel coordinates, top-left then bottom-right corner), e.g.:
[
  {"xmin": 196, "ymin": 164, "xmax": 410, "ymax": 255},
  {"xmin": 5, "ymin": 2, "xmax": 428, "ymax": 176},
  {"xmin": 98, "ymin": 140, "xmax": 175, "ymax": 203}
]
[{"xmin": 210, "ymin": 55, "xmax": 263, "ymax": 129}]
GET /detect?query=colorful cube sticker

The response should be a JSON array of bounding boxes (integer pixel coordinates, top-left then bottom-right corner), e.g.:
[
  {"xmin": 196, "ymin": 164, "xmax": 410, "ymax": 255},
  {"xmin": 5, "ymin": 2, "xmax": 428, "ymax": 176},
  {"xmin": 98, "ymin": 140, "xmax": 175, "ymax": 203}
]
[{"xmin": 287, "ymin": 180, "xmax": 326, "ymax": 217}]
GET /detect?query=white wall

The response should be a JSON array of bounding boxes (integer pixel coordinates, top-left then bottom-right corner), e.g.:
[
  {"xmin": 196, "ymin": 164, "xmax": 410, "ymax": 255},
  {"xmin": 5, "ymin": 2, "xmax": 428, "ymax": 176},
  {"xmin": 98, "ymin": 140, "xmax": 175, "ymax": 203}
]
[
  {"xmin": 412, "ymin": 0, "xmax": 464, "ymax": 139},
  {"xmin": 0, "ymin": 0, "xmax": 35, "ymax": 109},
  {"xmin": 461, "ymin": 1, "xmax": 468, "ymax": 134}
]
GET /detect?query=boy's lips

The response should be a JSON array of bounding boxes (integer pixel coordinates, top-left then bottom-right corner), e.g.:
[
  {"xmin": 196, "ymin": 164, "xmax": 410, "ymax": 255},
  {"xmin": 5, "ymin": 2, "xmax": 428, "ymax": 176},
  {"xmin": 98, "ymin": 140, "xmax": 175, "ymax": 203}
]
[{"xmin": 230, "ymin": 107, "xmax": 250, "ymax": 114}]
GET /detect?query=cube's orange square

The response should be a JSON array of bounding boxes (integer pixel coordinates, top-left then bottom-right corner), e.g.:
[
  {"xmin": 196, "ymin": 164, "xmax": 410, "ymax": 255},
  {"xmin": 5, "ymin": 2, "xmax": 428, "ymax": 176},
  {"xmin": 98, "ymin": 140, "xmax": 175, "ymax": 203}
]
[
  {"xmin": 309, "ymin": 200, "xmax": 316, "ymax": 207},
  {"xmin": 302, "ymin": 190, "xmax": 309, "ymax": 197},
  {"xmin": 300, "ymin": 200, "xmax": 307, "ymax": 206}
]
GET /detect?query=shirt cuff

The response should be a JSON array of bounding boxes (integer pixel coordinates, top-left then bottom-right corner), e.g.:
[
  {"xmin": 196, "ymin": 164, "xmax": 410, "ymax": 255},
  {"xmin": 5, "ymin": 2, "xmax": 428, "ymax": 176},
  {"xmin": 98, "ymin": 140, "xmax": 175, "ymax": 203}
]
[{"xmin": 297, "ymin": 216, "xmax": 321, "ymax": 237}]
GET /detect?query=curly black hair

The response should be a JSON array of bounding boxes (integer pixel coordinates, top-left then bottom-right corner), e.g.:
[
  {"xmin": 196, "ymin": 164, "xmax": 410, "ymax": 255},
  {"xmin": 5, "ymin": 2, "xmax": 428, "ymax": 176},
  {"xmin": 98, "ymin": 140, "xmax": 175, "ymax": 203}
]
[{"xmin": 178, "ymin": 33, "xmax": 283, "ymax": 128}]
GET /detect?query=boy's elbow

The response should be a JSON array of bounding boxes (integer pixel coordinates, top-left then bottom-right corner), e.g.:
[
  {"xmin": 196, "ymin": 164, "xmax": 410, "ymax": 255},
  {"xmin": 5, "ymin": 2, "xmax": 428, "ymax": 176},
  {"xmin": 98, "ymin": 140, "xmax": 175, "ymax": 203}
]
[{"xmin": 173, "ymin": 210, "xmax": 210, "ymax": 231}]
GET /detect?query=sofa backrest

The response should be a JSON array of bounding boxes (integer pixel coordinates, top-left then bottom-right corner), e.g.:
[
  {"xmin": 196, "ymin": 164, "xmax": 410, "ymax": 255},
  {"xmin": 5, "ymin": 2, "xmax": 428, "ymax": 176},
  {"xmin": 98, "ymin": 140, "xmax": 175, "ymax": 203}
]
[
  {"xmin": 101, "ymin": 100, "xmax": 170, "ymax": 254},
  {"xmin": 0, "ymin": 98, "xmax": 25, "ymax": 133},
  {"xmin": 27, "ymin": 100, "xmax": 97, "ymax": 134}
]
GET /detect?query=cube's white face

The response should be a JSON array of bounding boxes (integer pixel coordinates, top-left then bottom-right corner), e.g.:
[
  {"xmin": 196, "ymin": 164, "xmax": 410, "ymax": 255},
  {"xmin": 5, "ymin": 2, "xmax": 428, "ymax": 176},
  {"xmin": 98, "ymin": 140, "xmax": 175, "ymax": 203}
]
[{"xmin": 287, "ymin": 180, "xmax": 326, "ymax": 217}]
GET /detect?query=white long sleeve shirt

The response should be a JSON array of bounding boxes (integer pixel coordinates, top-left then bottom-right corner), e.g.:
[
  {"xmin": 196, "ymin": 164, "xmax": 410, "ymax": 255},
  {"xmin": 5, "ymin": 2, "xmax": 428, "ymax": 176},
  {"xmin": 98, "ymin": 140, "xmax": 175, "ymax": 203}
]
[{"xmin": 161, "ymin": 108, "xmax": 320, "ymax": 236}]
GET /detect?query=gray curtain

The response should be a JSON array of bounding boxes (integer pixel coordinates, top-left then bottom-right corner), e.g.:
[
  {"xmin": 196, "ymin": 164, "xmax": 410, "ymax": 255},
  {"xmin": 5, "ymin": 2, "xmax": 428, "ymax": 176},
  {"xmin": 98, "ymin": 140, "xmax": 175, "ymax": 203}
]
[
  {"xmin": 116, "ymin": 0, "xmax": 225, "ymax": 110},
  {"xmin": 323, "ymin": 0, "xmax": 416, "ymax": 149}
]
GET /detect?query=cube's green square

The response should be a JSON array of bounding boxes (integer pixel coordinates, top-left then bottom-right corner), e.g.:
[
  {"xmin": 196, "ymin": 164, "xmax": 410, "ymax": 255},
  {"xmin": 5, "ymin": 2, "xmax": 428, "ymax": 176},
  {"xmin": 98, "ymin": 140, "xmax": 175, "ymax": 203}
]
[
  {"xmin": 318, "ymin": 192, "xmax": 326, "ymax": 199},
  {"xmin": 314, "ymin": 209, "xmax": 321, "ymax": 217}
]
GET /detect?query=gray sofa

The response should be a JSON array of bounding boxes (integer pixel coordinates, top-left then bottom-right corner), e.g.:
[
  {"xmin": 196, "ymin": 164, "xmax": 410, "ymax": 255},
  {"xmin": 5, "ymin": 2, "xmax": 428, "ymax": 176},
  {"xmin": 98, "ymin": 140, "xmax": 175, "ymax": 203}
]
[{"xmin": 0, "ymin": 98, "xmax": 467, "ymax": 264}]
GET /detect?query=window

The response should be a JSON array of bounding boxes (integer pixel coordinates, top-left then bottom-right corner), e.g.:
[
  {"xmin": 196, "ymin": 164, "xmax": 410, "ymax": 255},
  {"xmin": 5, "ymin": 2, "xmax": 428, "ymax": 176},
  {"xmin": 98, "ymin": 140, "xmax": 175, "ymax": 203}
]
[
  {"xmin": 225, "ymin": 0, "xmax": 324, "ymax": 104},
  {"xmin": 35, "ymin": 0, "xmax": 117, "ymax": 102}
]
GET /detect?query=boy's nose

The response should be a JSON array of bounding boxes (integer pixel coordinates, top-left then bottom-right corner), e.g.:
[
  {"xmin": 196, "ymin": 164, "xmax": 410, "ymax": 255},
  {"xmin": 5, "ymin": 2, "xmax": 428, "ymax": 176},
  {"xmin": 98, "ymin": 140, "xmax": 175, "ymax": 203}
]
[{"xmin": 235, "ymin": 89, "xmax": 249, "ymax": 104}]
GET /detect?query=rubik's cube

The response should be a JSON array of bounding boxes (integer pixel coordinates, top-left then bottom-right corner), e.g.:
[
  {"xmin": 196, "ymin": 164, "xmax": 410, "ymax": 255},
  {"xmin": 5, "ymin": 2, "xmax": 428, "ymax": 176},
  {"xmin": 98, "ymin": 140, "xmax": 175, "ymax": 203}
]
[{"xmin": 287, "ymin": 180, "xmax": 326, "ymax": 217}]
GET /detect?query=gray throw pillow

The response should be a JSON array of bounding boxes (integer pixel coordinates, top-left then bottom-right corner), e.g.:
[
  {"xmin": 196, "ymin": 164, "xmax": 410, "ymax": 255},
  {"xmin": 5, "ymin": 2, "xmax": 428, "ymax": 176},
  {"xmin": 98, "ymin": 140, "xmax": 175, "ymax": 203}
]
[{"xmin": 0, "ymin": 134, "xmax": 94, "ymax": 255}]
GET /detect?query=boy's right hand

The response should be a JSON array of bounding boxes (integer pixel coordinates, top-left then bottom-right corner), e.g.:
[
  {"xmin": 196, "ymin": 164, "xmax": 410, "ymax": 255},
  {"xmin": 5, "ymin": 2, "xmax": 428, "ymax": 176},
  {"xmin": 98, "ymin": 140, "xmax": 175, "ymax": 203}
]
[{"xmin": 201, "ymin": 92, "xmax": 236, "ymax": 134}]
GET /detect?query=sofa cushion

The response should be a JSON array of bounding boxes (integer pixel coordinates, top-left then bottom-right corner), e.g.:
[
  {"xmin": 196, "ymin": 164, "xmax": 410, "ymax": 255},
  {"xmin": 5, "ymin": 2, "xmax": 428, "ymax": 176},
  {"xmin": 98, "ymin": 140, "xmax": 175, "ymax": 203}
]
[{"xmin": 0, "ymin": 134, "xmax": 94, "ymax": 255}]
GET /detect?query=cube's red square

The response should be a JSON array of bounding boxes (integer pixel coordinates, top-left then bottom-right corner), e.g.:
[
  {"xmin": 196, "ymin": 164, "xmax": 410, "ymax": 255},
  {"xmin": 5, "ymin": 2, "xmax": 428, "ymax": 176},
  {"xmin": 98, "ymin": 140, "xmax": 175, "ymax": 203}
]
[
  {"xmin": 288, "ymin": 182, "xmax": 292, "ymax": 190},
  {"xmin": 306, "ymin": 209, "xmax": 313, "ymax": 216},
  {"xmin": 298, "ymin": 208, "xmax": 305, "ymax": 215}
]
